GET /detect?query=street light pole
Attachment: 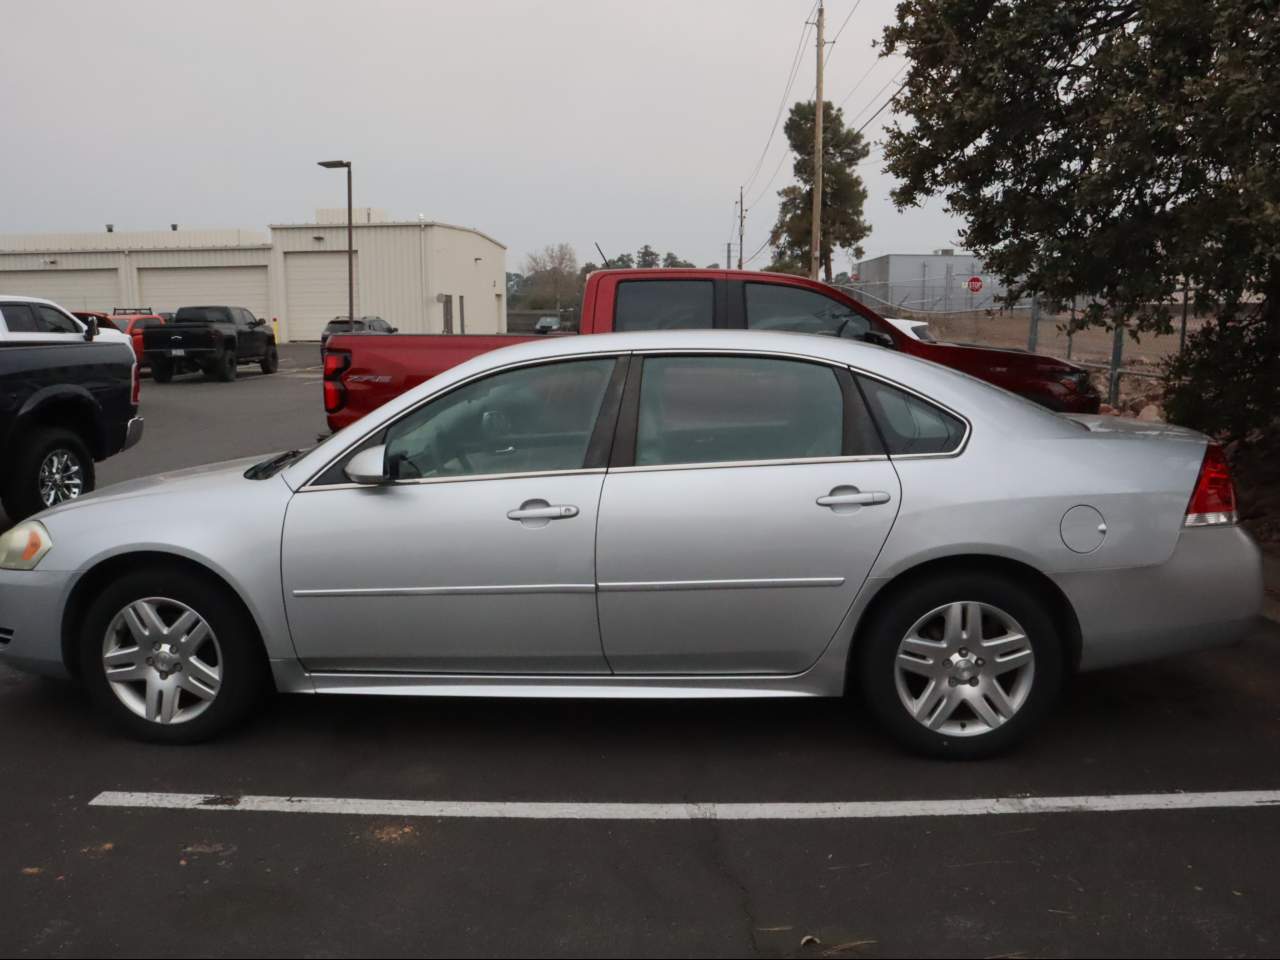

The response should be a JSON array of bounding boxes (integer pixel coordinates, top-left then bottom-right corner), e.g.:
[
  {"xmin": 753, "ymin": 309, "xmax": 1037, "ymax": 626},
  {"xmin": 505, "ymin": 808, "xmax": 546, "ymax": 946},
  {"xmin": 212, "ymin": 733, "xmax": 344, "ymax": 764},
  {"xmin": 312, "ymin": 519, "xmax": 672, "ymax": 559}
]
[{"xmin": 318, "ymin": 160, "xmax": 354, "ymax": 326}]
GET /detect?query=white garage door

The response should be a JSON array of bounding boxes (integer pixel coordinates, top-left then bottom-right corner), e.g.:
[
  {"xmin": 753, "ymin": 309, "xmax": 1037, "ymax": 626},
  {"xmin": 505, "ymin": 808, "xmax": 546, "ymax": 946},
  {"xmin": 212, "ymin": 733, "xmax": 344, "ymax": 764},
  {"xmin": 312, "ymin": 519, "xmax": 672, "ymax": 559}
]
[
  {"xmin": 0, "ymin": 269, "xmax": 119, "ymax": 311},
  {"xmin": 285, "ymin": 252, "xmax": 359, "ymax": 341},
  {"xmin": 139, "ymin": 266, "xmax": 269, "ymax": 318}
]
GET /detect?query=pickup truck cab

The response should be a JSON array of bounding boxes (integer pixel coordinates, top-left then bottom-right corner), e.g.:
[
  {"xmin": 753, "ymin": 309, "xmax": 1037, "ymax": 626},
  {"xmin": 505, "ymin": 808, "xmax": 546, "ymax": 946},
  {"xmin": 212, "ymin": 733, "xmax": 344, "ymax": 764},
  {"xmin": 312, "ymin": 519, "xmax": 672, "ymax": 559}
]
[
  {"xmin": 110, "ymin": 313, "xmax": 166, "ymax": 366},
  {"xmin": 0, "ymin": 298, "xmax": 142, "ymax": 520},
  {"xmin": 143, "ymin": 305, "xmax": 278, "ymax": 383},
  {"xmin": 322, "ymin": 268, "xmax": 1100, "ymax": 431}
]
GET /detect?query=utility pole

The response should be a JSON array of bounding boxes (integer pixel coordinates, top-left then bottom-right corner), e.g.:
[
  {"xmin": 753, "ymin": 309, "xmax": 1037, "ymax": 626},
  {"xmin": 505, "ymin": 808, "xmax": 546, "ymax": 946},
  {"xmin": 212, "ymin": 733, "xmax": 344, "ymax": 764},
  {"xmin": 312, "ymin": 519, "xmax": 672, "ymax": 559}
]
[
  {"xmin": 737, "ymin": 186, "xmax": 745, "ymax": 270},
  {"xmin": 809, "ymin": 0, "xmax": 825, "ymax": 280},
  {"xmin": 726, "ymin": 241, "xmax": 732, "ymax": 270}
]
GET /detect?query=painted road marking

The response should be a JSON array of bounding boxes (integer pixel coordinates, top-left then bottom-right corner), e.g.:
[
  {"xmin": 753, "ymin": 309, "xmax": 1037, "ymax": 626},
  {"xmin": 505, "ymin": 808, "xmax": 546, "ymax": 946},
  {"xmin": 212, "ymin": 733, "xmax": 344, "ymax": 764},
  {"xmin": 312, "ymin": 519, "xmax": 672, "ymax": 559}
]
[{"xmin": 90, "ymin": 789, "xmax": 1280, "ymax": 820}]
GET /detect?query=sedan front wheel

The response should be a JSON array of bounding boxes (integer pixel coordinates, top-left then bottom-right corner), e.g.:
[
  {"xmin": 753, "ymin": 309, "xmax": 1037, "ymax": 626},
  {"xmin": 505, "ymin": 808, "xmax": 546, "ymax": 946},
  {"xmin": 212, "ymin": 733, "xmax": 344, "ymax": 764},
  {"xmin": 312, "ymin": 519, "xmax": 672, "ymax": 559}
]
[{"xmin": 80, "ymin": 568, "xmax": 269, "ymax": 743}]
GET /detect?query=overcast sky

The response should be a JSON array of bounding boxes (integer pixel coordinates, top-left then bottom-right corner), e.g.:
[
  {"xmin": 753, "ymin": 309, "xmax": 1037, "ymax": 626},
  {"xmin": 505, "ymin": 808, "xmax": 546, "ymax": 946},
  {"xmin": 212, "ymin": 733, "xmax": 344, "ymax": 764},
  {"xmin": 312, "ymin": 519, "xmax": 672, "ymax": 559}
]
[{"xmin": 2, "ymin": 0, "xmax": 963, "ymax": 272}]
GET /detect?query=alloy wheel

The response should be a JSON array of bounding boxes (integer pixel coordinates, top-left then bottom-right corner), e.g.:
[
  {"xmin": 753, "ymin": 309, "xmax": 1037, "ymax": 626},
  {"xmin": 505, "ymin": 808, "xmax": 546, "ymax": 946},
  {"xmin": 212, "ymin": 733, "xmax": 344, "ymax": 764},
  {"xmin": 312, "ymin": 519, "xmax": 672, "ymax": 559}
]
[
  {"xmin": 38, "ymin": 448, "xmax": 84, "ymax": 506},
  {"xmin": 101, "ymin": 597, "xmax": 223, "ymax": 725},
  {"xmin": 893, "ymin": 600, "xmax": 1036, "ymax": 737}
]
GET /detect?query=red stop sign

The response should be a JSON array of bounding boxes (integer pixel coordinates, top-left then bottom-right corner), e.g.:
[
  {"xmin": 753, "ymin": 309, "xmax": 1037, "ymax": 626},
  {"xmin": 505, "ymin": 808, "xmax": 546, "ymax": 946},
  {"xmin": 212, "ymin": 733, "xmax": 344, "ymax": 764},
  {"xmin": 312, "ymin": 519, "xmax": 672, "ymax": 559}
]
[{"xmin": 967, "ymin": 276, "xmax": 983, "ymax": 293}]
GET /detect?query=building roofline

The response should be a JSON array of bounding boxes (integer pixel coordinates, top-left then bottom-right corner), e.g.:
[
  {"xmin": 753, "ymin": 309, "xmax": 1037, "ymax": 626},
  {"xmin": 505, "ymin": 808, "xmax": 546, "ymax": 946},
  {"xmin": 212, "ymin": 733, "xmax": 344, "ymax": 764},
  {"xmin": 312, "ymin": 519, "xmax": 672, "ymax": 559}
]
[{"xmin": 267, "ymin": 219, "xmax": 507, "ymax": 249}]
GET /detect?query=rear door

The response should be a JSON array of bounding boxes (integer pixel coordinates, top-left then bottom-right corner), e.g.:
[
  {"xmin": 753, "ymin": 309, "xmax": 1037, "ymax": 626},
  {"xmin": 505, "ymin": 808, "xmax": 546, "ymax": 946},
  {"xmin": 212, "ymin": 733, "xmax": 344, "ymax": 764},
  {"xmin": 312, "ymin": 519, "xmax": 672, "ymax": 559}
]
[{"xmin": 595, "ymin": 352, "xmax": 901, "ymax": 675}]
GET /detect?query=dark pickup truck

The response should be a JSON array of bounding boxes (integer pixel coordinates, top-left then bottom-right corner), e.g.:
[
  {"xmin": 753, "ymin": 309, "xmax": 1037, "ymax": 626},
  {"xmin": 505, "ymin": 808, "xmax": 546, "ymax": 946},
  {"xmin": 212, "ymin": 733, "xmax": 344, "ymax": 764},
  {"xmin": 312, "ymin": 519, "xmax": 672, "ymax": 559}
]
[
  {"xmin": 0, "ymin": 317, "xmax": 142, "ymax": 521},
  {"xmin": 143, "ymin": 305, "xmax": 279, "ymax": 382}
]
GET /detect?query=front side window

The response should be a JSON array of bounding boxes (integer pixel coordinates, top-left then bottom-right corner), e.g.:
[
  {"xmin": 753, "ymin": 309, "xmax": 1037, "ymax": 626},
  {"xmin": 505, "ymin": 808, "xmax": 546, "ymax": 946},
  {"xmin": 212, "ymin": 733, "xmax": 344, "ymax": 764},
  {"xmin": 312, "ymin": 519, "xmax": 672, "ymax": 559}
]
[
  {"xmin": 745, "ymin": 283, "xmax": 870, "ymax": 340},
  {"xmin": 36, "ymin": 305, "xmax": 80, "ymax": 334},
  {"xmin": 382, "ymin": 358, "xmax": 617, "ymax": 480},
  {"xmin": 635, "ymin": 355, "xmax": 850, "ymax": 467},
  {"xmin": 1, "ymin": 304, "xmax": 39, "ymax": 333},
  {"xmin": 614, "ymin": 280, "xmax": 714, "ymax": 332},
  {"xmin": 856, "ymin": 375, "xmax": 967, "ymax": 455}
]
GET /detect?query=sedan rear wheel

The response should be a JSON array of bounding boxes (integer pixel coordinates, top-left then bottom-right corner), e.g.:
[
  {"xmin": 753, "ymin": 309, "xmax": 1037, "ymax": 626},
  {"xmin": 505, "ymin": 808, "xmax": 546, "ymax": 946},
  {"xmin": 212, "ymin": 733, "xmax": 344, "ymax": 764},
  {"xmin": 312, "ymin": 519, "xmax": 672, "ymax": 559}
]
[
  {"xmin": 81, "ymin": 568, "xmax": 269, "ymax": 743},
  {"xmin": 859, "ymin": 573, "xmax": 1063, "ymax": 758}
]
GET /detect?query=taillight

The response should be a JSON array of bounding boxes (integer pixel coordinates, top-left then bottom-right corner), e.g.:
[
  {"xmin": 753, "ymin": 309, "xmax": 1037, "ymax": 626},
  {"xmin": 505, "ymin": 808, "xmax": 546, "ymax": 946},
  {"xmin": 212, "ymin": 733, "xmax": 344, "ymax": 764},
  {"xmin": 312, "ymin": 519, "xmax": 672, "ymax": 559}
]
[
  {"xmin": 131, "ymin": 360, "xmax": 140, "ymax": 405},
  {"xmin": 1185, "ymin": 443, "xmax": 1237, "ymax": 527},
  {"xmin": 323, "ymin": 349, "xmax": 350, "ymax": 414},
  {"xmin": 323, "ymin": 349, "xmax": 350, "ymax": 380}
]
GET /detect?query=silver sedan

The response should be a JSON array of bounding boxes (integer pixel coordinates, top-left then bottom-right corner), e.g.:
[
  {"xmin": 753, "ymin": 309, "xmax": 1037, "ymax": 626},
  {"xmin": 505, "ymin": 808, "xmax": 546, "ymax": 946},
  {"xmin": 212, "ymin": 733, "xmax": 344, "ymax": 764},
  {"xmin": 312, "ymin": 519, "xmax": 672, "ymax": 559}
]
[{"xmin": 0, "ymin": 330, "xmax": 1263, "ymax": 757}]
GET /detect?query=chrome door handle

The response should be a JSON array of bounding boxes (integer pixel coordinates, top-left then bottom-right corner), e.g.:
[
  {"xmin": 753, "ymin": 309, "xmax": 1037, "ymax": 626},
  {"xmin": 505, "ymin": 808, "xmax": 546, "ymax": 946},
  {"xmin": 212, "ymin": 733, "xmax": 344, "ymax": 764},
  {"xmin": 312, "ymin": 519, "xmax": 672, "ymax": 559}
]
[
  {"xmin": 507, "ymin": 502, "xmax": 579, "ymax": 521},
  {"xmin": 816, "ymin": 490, "xmax": 891, "ymax": 508}
]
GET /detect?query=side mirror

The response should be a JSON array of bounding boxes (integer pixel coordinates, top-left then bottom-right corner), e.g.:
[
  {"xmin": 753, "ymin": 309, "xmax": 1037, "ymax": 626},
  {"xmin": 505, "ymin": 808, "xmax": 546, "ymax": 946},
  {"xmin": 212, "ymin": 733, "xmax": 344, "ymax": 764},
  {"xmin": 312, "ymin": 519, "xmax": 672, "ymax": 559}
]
[
  {"xmin": 84, "ymin": 317, "xmax": 98, "ymax": 342},
  {"xmin": 253, "ymin": 317, "xmax": 266, "ymax": 327},
  {"xmin": 389, "ymin": 326, "xmax": 399, "ymax": 333},
  {"xmin": 862, "ymin": 330, "xmax": 896, "ymax": 349},
  {"xmin": 344, "ymin": 444, "xmax": 390, "ymax": 485}
]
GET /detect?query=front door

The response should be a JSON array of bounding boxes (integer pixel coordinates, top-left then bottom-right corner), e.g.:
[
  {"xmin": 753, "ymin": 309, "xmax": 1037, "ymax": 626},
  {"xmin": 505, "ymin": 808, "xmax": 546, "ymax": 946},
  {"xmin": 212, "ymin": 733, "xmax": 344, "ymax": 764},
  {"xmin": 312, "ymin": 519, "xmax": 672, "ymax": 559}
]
[
  {"xmin": 596, "ymin": 353, "xmax": 901, "ymax": 675},
  {"xmin": 282, "ymin": 355, "xmax": 624, "ymax": 674}
]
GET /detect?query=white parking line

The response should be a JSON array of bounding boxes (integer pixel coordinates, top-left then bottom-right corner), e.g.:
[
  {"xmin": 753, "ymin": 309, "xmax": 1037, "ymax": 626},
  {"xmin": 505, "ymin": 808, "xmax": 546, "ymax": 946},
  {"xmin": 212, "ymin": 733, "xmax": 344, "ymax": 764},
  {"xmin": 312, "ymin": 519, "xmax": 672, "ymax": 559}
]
[{"xmin": 89, "ymin": 789, "xmax": 1280, "ymax": 820}]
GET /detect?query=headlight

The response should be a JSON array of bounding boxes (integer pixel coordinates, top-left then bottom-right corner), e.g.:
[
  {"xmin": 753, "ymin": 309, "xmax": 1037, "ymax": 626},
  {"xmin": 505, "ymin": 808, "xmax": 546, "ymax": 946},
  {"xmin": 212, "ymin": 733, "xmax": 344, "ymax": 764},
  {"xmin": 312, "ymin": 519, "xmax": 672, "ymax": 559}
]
[{"xmin": 0, "ymin": 521, "xmax": 53, "ymax": 570}]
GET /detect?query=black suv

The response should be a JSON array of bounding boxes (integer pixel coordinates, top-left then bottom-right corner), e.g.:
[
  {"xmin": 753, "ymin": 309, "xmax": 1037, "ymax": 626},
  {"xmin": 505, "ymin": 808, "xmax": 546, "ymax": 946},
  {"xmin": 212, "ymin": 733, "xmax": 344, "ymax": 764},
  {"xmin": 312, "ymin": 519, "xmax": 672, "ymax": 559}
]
[{"xmin": 319, "ymin": 316, "xmax": 397, "ymax": 352}]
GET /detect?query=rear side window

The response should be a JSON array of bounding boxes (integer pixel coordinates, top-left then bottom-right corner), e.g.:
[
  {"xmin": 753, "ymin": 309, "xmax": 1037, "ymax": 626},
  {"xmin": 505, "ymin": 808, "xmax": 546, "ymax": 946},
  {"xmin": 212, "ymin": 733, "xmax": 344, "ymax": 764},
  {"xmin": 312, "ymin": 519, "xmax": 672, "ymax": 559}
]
[
  {"xmin": 614, "ymin": 280, "xmax": 714, "ymax": 332},
  {"xmin": 635, "ymin": 355, "xmax": 860, "ymax": 466},
  {"xmin": 1, "ymin": 303, "xmax": 40, "ymax": 333},
  {"xmin": 856, "ymin": 375, "xmax": 967, "ymax": 455},
  {"xmin": 745, "ymin": 283, "xmax": 870, "ymax": 339}
]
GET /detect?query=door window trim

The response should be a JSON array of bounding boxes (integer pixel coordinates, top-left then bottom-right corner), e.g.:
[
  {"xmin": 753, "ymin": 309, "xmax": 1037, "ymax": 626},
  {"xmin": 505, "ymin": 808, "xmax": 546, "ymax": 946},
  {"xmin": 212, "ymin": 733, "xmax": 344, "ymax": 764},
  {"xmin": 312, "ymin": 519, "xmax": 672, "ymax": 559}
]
[
  {"xmin": 301, "ymin": 354, "xmax": 631, "ymax": 490},
  {"xmin": 606, "ymin": 350, "xmax": 888, "ymax": 473}
]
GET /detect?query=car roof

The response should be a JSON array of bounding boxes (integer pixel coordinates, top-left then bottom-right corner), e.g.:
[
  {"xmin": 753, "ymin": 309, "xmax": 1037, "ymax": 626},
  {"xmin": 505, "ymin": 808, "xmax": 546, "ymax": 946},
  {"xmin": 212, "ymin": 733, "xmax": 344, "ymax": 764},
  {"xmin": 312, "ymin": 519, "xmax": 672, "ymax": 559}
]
[{"xmin": 0, "ymin": 294, "xmax": 67, "ymax": 307}]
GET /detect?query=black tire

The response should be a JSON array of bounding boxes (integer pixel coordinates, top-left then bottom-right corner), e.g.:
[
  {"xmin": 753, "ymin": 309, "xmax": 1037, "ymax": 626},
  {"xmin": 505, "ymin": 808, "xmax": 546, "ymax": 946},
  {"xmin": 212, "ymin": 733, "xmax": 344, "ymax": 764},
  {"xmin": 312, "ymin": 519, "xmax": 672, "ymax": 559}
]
[
  {"xmin": 260, "ymin": 343, "xmax": 279, "ymax": 374},
  {"xmin": 212, "ymin": 348, "xmax": 237, "ymax": 382},
  {"xmin": 79, "ymin": 566, "xmax": 270, "ymax": 743},
  {"xmin": 0, "ymin": 426, "xmax": 95, "ymax": 522},
  {"xmin": 857, "ymin": 572, "xmax": 1064, "ymax": 759},
  {"xmin": 151, "ymin": 357, "xmax": 173, "ymax": 383}
]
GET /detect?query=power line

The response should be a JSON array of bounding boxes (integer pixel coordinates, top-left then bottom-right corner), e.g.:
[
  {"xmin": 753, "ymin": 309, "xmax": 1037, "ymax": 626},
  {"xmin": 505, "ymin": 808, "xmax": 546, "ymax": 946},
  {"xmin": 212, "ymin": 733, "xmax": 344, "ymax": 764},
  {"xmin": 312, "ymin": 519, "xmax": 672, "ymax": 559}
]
[
  {"xmin": 836, "ymin": 57, "xmax": 882, "ymax": 110},
  {"xmin": 824, "ymin": 0, "xmax": 864, "ymax": 66},
  {"xmin": 740, "ymin": 1, "xmax": 817, "ymax": 196},
  {"xmin": 855, "ymin": 75, "xmax": 909, "ymax": 134},
  {"xmin": 742, "ymin": 233, "xmax": 773, "ymax": 267},
  {"xmin": 845, "ymin": 63, "xmax": 907, "ymax": 126}
]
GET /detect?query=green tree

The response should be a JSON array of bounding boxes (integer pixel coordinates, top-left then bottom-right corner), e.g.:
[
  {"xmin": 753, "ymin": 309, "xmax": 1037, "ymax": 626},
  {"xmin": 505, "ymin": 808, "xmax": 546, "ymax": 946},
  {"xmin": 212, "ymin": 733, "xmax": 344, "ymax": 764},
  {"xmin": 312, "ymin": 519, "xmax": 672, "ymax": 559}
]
[
  {"xmin": 636, "ymin": 244, "xmax": 661, "ymax": 268},
  {"xmin": 881, "ymin": 0, "xmax": 1280, "ymax": 448},
  {"xmin": 662, "ymin": 251, "xmax": 696, "ymax": 268},
  {"xmin": 768, "ymin": 100, "xmax": 871, "ymax": 282},
  {"xmin": 611, "ymin": 252, "xmax": 636, "ymax": 269}
]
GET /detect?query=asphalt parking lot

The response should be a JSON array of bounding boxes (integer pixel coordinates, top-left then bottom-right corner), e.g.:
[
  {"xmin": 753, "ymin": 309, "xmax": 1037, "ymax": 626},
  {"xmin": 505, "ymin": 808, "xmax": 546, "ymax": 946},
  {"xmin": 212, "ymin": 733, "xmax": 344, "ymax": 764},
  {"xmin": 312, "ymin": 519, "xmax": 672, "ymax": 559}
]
[{"xmin": 2, "ymin": 343, "xmax": 1279, "ymax": 958}]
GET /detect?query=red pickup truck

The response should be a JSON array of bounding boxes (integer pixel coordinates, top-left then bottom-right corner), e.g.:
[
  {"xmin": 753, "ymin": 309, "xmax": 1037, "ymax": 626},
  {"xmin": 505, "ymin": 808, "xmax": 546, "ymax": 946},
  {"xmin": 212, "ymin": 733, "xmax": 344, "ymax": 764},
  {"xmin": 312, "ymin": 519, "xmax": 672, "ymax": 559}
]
[{"xmin": 322, "ymin": 268, "xmax": 1100, "ymax": 431}]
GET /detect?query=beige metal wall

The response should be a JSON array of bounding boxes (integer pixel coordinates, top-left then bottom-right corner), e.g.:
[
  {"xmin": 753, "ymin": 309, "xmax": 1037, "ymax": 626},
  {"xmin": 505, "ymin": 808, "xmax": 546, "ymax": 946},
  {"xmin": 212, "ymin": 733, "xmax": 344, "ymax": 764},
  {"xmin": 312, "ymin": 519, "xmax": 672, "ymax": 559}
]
[
  {"xmin": 283, "ymin": 252, "xmax": 361, "ymax": 340},
  {"xmin": 269, "ymin": 221, "xmax": 506, "ymax": 341},
  {"xmin": 0, "ymin": 218, "xmax": 506, "ymax": 342}
]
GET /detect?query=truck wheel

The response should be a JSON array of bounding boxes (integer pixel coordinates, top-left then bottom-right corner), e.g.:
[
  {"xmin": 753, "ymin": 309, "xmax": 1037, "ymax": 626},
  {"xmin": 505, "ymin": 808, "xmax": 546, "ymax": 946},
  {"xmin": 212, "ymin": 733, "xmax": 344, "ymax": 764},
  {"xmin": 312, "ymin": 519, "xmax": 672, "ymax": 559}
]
[
  {"xmin": 151, "ymin": 358, "xmax": 173, "ymax": 383},
  {"xmin": 1, "ymin": 426, "xmax": 96, "ymax": 521},
  {"xmin": 213, "ymin": 349, "xmax": 237, "ymax": 382},
  {"xmin": 260, "ymin": 344, "xmax": 279, "ymax": 374}
]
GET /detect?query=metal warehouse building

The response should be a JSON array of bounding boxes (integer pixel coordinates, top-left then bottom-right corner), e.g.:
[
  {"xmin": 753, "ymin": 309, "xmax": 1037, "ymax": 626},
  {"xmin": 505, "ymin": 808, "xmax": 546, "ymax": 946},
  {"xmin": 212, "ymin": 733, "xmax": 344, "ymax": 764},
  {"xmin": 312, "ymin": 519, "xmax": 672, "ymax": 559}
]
[
  {"xmin": 852, "ymin": 250, "xmax": 1010, "ymax": 313},
  {"xmin": 0, "ymin": 208, "xmax": 506, "ymax": 341}
]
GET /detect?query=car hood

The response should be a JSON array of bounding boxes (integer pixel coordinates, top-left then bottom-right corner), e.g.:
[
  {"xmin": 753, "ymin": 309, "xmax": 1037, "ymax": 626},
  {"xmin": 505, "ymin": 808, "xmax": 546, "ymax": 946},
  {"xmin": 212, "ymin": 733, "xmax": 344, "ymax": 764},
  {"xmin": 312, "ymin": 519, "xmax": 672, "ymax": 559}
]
[{"xmin": 36, "ymin": 455, "xmax": 279, "ymax": 519}]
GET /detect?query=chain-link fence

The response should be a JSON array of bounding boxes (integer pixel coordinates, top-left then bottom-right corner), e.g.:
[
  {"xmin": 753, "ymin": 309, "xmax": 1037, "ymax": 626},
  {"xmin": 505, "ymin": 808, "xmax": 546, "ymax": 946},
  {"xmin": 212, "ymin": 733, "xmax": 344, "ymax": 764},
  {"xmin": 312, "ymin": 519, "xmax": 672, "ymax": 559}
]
[{"xmin": 840, "ymin": 281, "xmax": 1205, "ymax": 411}]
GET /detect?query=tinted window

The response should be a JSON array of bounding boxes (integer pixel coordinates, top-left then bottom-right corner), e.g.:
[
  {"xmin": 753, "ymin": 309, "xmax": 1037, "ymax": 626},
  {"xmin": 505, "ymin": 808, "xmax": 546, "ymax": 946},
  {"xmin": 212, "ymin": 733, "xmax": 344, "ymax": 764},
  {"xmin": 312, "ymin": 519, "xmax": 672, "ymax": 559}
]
[
  {"xmin": 614, "ymin": 280, "xmax": 714, "ymax": 332},
  {"xmin": 1, "ymin": 304, "xmax": 40, "ymax": 333},
  {"xmin": 36, "ymin": 305, "xmax": 80, "ymax": 334},
  {"xmin": 745, "ymin": 283, "xmax": 870, "ymax": 339},
  {"xmin": 175, "ymin": 307, "xmax": 232, "ymax": 324},
  {"xmin": 384, "ymin": 358, "xmax": 616, "ymax": 480},
  {"xmin": 857, "ymin": 375, "xmax": 967, "ymax": 455},
  {"xmin": 635, "ymin": 356, "xmax": 846, "ymax": 466}
]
